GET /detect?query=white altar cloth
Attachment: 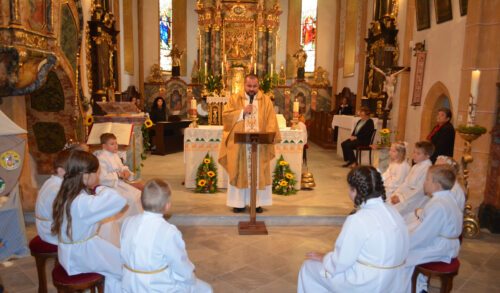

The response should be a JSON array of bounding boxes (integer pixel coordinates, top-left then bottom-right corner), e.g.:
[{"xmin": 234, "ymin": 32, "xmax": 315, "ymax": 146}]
[{"xmin": 184, "ymin": 126, "xmax": 305, "ymax": 189}]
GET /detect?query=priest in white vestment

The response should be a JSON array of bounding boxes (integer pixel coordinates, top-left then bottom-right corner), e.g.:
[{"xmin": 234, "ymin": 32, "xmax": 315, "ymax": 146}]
[
  {"xmin": 403, "ymin": 165, "xmax": 462, "ymax": 293},
  {"xmin": 298, "ymin": 166, "xmax": 409, "ymax": 293},
  {"xmin": 219, "ymin": 74, "xmax": 280, "ymax": 213}
]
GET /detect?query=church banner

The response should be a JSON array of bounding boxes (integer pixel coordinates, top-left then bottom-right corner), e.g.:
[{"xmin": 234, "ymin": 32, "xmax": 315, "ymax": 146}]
[{"xmin": 412, "ymin": 51, "xmax": 427, "ymax": 106}]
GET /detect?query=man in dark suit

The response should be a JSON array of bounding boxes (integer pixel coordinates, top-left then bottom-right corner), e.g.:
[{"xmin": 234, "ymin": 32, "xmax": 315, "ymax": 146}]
[
  {"xmin": 336, "ymin": 97, "xmax": 353, "ymax": 115},
  {"xmin": 427, "ymin": 107, "xmax": 455, "ymax": 163},
  {"xmin": 341, "ymin": 107, "xmax": 375, "ymax": 167}
]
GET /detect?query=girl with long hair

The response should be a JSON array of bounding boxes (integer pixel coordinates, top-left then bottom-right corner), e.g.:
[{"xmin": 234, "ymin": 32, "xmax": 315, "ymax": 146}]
[
  {"xmin": 298, "ymin": 166, "xmax": 409, "ymax": 293},
  {"xmin": 51, "ymin": 150, "xmax": 127, "ymax": 292}
]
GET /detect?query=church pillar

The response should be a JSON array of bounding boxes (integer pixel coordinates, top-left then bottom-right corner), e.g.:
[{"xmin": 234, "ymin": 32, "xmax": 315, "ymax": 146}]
[
  {"xmin": 214, "ymin": 29, "xmax": 221, "ymax": 75},
  {"xmin": 456, "ymin": 1, "xmax": 500, "ymax": 232},
  {"xmin": 257, "ymin": 28, "xmax": 265, "ymax": 77},
  {"xmin": 204, "ymin": 27, "xmax": 211, "ymax": 74},
  {"xmin": 266, "ymin": 29, "xmax": 274, "ymax": 73}
]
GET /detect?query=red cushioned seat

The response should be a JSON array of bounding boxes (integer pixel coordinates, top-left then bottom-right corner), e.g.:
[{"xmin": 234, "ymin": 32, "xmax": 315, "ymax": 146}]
[
  {"xmin": 52, "ymin": 264, "xmax": 103, "ymax": 285},
  {"xmin": 29, "ymin": 235, "xmax": 58, "ymax": 254},
  {"xmin": 419, "ymin": 258, "xmax": 460, "ymax": 273}
]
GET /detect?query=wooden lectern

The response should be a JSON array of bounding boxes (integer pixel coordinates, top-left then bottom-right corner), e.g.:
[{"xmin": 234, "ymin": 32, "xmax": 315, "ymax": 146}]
[{"xmin": 234, "ymin": 132, "xmax": 276, "ymax": 235}]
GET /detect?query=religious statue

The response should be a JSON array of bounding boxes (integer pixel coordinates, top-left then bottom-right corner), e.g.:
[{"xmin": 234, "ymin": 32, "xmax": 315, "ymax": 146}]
[
  {"xmin": 169, "ymin": 44, "xmax": 184, "ymax": 77},
  {"xmin": 147, "ymin": 64, "xmax": 164, "ymax": 83},
  {"xmin": 293, "ymin": 47, "xmax": 307, "ymax": 79},
  {"xmin": 312, "ymin": 66, "xmax": 330, "ymax": 87},
  {"xmin": 278, "ymin": 64, "xmax": 286, "ymax": 86},
  {"xmin": 371, "ymin": 64, "xmax": 408, "ymax": 110}
]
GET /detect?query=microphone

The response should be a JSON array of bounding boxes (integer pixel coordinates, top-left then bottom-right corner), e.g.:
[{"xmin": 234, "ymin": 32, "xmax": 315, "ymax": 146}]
[{"xmin": 249, "ymin": 94, "xmax": 255, "ymax": 104}]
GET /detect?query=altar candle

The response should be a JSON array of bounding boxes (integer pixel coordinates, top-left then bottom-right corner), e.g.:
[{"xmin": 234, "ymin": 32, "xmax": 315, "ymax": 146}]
[
  {"xmin": 471, "ymin": 70, "xmax": 480, "ymax": 104},
  {"xmin": 204, "ymin": 62, "xmax": 208, "ymax": 75},
  {"xmin": 254, "ymin": 62, "xmax": 257, "ymax": 75},
  {"xmin": 293, "ymin": 99, "xmax": 299, "ymax": 113},
  {"xmin": 224, "ymin": 54, "xmax": 227, "ymax": 63},
  {"xmin": 221, "ymin": 61, "xmax": 224, "ymax": 75},
  {"xmin": 191, "ymin": 97, "xmax": 197, "ymax": 110},
  {"xmin": 270, "ymin": 63, "xmax": 274, "ymax": 75}
]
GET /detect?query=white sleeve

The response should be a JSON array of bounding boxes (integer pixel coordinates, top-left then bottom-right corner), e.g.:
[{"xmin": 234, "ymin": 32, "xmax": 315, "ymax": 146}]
[
  {"xmin": 323, "ymin": 215, "xmax": 367, "ymax": 275},
  {"xmin": 163, "ymin": 227, "xmax": 196, "ymax": 284},
  {"xmin": 77, "ymin": 186, "xmax": 127, "ymax": 225},
  {"xmin": 98, "ymin": 156, "xmax": 119, "ymax": 187},
  {"xmin": 410, "ymin": 201, "xmax": 444, "ymax": 250}
]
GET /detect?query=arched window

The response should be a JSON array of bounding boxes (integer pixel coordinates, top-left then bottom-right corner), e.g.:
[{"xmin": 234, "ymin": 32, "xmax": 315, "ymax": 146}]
[
  {"xmin": 159, "ymin": 0, "xmax": 173, "ymax": 71},
  {"xmin": 300, "ymin": 0, "xmax": 318, "ymax": 73}
]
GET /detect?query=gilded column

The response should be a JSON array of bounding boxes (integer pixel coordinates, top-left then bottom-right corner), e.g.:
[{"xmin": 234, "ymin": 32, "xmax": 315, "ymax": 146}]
[{"xmin": 9, "ymin": 0, "xmax": 20, "ymax": 24}]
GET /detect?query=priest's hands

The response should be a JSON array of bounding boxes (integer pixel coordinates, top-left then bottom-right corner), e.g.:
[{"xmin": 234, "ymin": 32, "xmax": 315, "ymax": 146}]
[
  {"xmin": 305, "ymin": 251, "xmax": 325, "ymax": 262},
  {"xmin": 244, "ymin": 104, "xmax": 254, "ymax": 116}
]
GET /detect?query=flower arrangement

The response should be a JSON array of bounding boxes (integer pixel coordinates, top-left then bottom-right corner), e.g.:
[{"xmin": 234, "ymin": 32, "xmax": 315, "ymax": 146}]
[
  {"xmin": 259, "ymin": 73, "xmax": 279, "ymax": 94},
  {"xmin": 378, "ymin": 128, "xmax": 391, "ymax": 147},
  {"xmin": 144, "ymin": 118, "xmax": 154, "ymax": 128},
  {"xmin": 205, "ymin": 74, "xmax": 223, "ymax": 94},
  {"xmin": 457, "ymin": 124, "xmax": 487, "ymax": 135},
  {"xmin": 272, "ymin": 155, "xmax": 297, "ymax": 195},
  {"xmin": 195, "ymin": 153, "xmax": 218, "ymax": 193}
]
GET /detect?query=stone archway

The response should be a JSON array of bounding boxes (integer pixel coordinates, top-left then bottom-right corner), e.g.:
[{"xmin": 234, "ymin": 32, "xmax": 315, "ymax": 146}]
[{"xmin": 420, "ymin": 81, "xmax": 453, "ymax": 140}]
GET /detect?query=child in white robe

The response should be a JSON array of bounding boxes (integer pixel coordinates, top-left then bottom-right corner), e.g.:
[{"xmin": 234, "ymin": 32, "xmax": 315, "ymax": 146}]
[
  {"xmin": 298, "ymin": 166, "xmax": 409, "ymax": 293},
  {"xmin": 407, "ymin": 156, "xmax": 465, "ymax": 230},
  {"xmin": 95, "ymin": 133, "xmax": 143, "ymax": 245},
  {"xmin": 51, "ymin": 151, "xmax": 127, "ymax": 293},
  {"xmin": 120, "ymin": 179, "xmax": 212, "ymax": 293},
  {"xmin": 35, "ymin": 150, "xmax": 71, "ymax": 245},
  {"xmin": 390, "ymin": 141, "xmax": 434, "ymax": 218},
  {"xmin": 403, "ymin": 165, "xmax": 463, "ymax": 293},
  {"xmin": 382, "ymin": 141, "xmax": 410, "ymax": 196}
]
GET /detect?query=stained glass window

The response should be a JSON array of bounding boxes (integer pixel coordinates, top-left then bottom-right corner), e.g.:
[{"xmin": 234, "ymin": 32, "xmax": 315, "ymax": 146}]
[
  {"xmin": 159, "ymin": 0, "xmax": 173, "ymax": 71},
  {"xmin": 300, "ymin": 0, "xmax": 317, "ymax": 73}
]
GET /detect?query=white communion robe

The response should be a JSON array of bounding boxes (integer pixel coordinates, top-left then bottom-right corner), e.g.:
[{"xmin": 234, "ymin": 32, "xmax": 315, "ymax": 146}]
[
  {"xmin": 57, "ymin": 186, "xmax": 127, "ymax": 293},
  {"xmin": 35, "ymin": 175, "xmax": 62, "ymax": 245},
  {"xmin": 406, "ymin": 181, "xmax": 465, "ymax": 231},
  {"xmin": 392, "ymin": 159, "xmax": 432, "ymax": 218},
  {"xmin": 96, "ymin": 150, "xmax": 142, "ymax": 245},
  {"xmin": 382, "ymin": 160, "xmax": 410, "ymax": 196},
  {"xmin": 298, "ymin": 198, "xmax": 409, "ymax": 293},
  {"xmin": 227, "ymin": 97, "xmax": 272, "ymax": 208},
  {"xmin": 121, "ymin": 212, "xmax": 212, "ymax": 293},
  {"xmin": 403, "ymin": 190, "xmax": 463, "ymax": 292}
]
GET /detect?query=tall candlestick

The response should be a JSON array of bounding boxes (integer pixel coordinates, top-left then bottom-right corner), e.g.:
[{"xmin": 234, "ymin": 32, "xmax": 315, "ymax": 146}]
[
  {"xmin": 471, "ymin": 70, "xmax": 480, "ymax": 104},
  {"xmin": 191, "ymin": 97, "xmax": 197, "ymax": 110},
  {"xmin": 293, "ymin": 99, "xmax": 299, "ymax": 113}
]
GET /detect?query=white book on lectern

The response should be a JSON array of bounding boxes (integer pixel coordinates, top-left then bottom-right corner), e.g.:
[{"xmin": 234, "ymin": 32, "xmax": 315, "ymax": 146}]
[{"xmin": 87, "ymin": 122, "xmax": 133, "ymax": 145}]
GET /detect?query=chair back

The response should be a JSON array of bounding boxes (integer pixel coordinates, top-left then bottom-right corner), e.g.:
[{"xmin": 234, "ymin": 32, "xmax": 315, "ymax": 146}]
[{"xmin": 368, "ymin": 129, "xmax": 377, "ymax": 145}]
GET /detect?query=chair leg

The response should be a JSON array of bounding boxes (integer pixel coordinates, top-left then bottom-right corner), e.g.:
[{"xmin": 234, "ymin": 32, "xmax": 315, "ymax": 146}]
[
  {"xmin": 369, "ymin": 150, "xmax": 372, "ymax": 165},
  {"xmin": 411, "ymin": 268, "xmax": 419, "ymax": 293},
  {"xmin": 356, "ymin": 150, "xmax": 361, "ymax": 165},
  {"xmin": 34, "ymin": 256, "xmax": 48, "ymax": 293},
  {"xmin": 97, "ymin": 281, "xmax": 105, "ymax": 293},
  {"xmin": 439, "ymin": 275, "xmax": 454, "ymax": 293}
]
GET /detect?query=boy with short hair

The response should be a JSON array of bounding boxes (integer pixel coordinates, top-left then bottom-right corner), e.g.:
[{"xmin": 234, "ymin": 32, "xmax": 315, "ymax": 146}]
[
  {"xmin": 403, "ymin": 164, "xmax": 462, "ymax": 292},
  {"xmin": 35, "ymin": 150, "xmax": 71, "ymax": 245},
  {"xmin": 390, "ymin": 141, "xmax": 433, "ymax": 217},
  {"xmin": 96, "ymin": 133, "xmax": 142, "ymax": 245},
  {"xmin": 120, "ymin": 179, "xmax": 212, "ymax": 293}
]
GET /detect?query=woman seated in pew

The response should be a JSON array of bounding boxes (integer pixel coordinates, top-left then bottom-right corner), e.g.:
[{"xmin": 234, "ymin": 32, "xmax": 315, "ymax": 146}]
[{"xmin": 297, "ymin": 166, "xmax": 409, "ymax": 293}]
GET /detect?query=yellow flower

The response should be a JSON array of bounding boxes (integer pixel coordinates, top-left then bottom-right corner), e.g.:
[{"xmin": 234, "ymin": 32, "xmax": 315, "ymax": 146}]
[
  {"xmin": 144, "ymin": 119, "xmax": 154, "ymax": 128},
  {"xmin": 285, "ymin": 173, "xmax": 294, "ymax": 179},
  {"xmin": 204, "ymin": 158, "xmax": 211, "ymax": 164},
  {"xmin": 279, "ymin": 180, "xmax": 288, "ymax": 187},
  {"xmin": 207, "ymin": 171, "xmax": 215, "ymax": 177},
  {"xmin": 380, "ymin": 128, "xmax": 391, "ymax": 135},
  {"xmin": 84, "ymin": 115, "xmax": 94, "ymax": 126},
  {"xmin": 279, "ymin": 161, "xmax": 288, "ymax": 166},
  {"xmin": 198, "ymin": 179, "xmax": 207, "ymax": 187}
]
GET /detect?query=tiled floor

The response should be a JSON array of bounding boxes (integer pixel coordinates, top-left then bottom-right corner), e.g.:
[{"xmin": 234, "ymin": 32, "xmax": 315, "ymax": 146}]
[
  {"xmin": 2, "ymin": 225, "xmax": 500, "ymax": 292},
  {"xmin": 2, "ymin": 143, "xmax": 499, "ymax": 292}
]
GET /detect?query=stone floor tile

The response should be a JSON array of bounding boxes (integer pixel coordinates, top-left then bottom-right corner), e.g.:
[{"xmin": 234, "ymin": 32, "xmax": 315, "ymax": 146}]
[{"xmin": 217, "ymin": 265, "xmax": 276, "ymax": 291}]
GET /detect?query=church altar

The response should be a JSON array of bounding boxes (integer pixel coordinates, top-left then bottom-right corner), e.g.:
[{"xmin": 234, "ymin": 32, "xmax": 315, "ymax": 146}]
[
  {"xmin": 331, "ymin": 115, "xmax": 380, "ymax": 162},
  {"xmin": 184, "ymin": 126, "xmax": 305, "ymax": 189}
]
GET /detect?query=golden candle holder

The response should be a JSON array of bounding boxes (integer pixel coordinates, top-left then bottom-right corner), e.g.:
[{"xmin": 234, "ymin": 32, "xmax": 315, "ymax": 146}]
[
  {"xmin": 189, "ymin": 109, "xmax": 198, "ymax": 128},
  {"xmin": 457, "ymin": 130, "xmax": 483, "ymax": 238}
]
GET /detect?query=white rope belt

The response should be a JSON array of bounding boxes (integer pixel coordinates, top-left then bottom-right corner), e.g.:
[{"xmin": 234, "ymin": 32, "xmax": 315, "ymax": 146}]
[{"xmin": 123, "ymin": 264, "xmax": 168, "ymax": 274}]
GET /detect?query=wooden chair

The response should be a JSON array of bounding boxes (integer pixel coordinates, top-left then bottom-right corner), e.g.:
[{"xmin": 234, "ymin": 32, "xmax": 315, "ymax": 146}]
[
  {"xmin": 411, "ymin": 258, "xmax": 460, "ymax": 293},
  {"xmin": 29, "ymin": 235, "xmax": 58, "ymax": 293},
  {"xmin": 52, "ymin": 263, "xmax": 104, "ymax": 293},
  {"xmin": 355, "ymin": 129, "xmax": 377, "ymax": 165}
]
